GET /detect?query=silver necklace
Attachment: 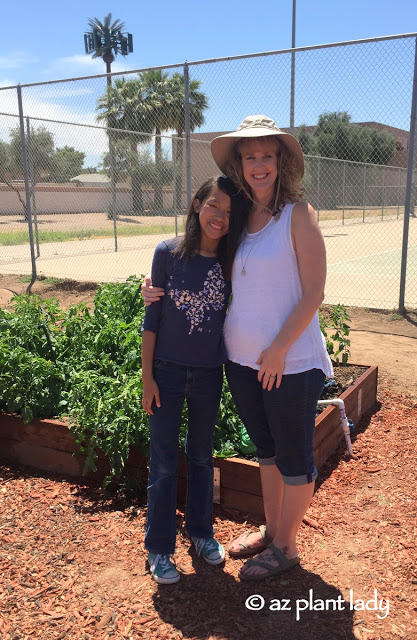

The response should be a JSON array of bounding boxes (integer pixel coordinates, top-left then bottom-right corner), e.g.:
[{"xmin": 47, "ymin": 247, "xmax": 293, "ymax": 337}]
[
  {"xmin": 240, "ymin": 217, "xmax": 273, "ymax": 276},
  {"xmin": 240, "ymin": 175, "xmax": 283, "ymax": 276}
]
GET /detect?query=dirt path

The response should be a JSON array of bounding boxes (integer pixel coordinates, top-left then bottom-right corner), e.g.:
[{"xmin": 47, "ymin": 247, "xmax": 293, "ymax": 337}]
[
  {"xmin": 1, "ymin": 275, "xmax": 417, "ymax": 640},
  {"xmin": 1, "ymin": 378, "xmax": 416, "ymax": 640},
  {"xmin": 347, "ymin": 307, "xmax": 417, "ymax": 397}
]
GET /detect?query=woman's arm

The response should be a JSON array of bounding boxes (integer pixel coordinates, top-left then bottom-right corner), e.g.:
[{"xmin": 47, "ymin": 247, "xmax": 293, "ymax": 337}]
[
  {"xmin": 141, "ymin": 331, "xmax": 161, "ymax": 415},
  {"xmin": 257, "ymin": 200, "xmax": 327, "ymax": 390},
  {"xmin": 141, "ymin": 275, "xmax": 165, "ymax": 307}
]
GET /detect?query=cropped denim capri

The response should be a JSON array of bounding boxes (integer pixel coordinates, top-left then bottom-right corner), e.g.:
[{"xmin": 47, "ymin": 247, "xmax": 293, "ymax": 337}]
[{"xmin": 225, "ymin": 361, "xmax": 326, "ymax": 485}]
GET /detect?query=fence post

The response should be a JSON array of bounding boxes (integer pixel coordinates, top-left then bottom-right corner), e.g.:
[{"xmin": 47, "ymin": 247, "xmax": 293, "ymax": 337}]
[
  {"xmin": 381, "ymin": 166, "xmax": 385, "ymax": 221},
  {"xmin": 184, "ymin": 62, "xmax": 192, "ymax": 205},
  {"xmin": 17, "ymin": 85, "xmax": 37, "ymax": 285},
  {"xmin": 362, "ymin": 164, "xmax": 366, "ymax": 223},
  {"xmin": 26, "ymin": 117, "xmax": 40, "ymax": 257},
  {"xmin": 107, "ymin": 131, "xmax": 118, "ymax": 252},
  {"xmin": 290, "ymin": 0, "xmax": 296, "ymax": 134},
  {"xmin": 399, "ymin": 37, "xmax": 417, "ymax": 314},
  {"xmin": 397, "ymin": 168, "xmax": 401, "ymax": 219},
  {"xmin": 342, "ymin": 161, "xmax": 346, "ymax": 225},
  {"xmin": 317, "ymin": 157, "xmax": 320, "ymax": 222}
]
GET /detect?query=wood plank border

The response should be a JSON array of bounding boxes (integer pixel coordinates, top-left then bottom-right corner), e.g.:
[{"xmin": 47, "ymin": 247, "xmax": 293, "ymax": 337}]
[{"xmin": 0, "ymin": 365, "xmax": 377, "ymax": 516}]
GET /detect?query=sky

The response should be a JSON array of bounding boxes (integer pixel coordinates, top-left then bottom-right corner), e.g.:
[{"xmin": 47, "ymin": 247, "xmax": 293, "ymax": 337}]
[
  {"xmin": 1, "ymin": 0, "xmax": 416, "ymax": 86},
  {"xmin": 0, "ymin": 0, "xmax": 416, "ymax": 167}
]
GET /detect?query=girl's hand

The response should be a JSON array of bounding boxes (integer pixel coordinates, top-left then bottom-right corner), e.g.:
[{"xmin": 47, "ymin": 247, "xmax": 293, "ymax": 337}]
[
  {"xmin": 256, "ymin": 347, "xmax": 285, "ymax": 391},
  {"xmin": 142, "ymin": 378, "xmax": 161, "ymax": 415},
  {"xmin": 141, "ymin": 275, "xmax": 165, "ymax": 307}
]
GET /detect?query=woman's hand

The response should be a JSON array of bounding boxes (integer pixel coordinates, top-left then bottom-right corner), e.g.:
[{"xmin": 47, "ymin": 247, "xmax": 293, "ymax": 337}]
[
  {"xmin": 141, "ymin": 275, "xmax": 165, "ymax": 307},
  {"xmin": 142, "ymin": 377, "xmax": 161, "ymax": 415},
  {"xmin": 256, "ymin": 346, "xmax": 285, "ymax": 391}
]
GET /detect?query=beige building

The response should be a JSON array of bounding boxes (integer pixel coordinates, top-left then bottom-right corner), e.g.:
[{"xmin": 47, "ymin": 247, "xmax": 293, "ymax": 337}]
[{"xmin": 176, "ymin": 122, "xmax": 410, "ymax": 207}]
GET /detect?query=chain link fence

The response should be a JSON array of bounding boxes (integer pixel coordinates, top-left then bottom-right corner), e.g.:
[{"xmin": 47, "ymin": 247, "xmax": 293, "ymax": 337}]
[{"xmin": 0, "ymin": 34, "xmax": 416, "ymax": 309}]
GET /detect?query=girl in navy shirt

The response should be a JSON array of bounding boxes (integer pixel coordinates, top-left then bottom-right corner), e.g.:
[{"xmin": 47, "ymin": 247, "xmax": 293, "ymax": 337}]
[{"xmin": 141, "ymin": 176, "xmax": 246, "ymax": 584}]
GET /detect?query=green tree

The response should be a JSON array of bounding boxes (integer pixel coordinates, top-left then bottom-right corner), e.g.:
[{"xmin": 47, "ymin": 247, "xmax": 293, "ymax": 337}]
[
  {"xmin": 101, "ymin": 142, "xmax": 174, "ymax": 205},
  {"xmin": 49, "ymin": 146, "xmax": 86, "ymax": 183},
  {"xmin": 296, "ymin": 112, "xmax": 398, "ymax": 210},
  {"xmin": 309, "ymin": 111, "xmax": 396, "ymax": 165},
  {"xmin": 368, "ymin": 128, "xmax": 397, "ymax": 165},
  {"xmin": 139, "ymin": 70, "xmax": 178, "ymax": 211},
  {"xmin": 296, "ymin": 124, "xmax": 317, "ymax": 156},
  {"xmin": 9, "ymin": 125, "xmax": 54, "ymax": 181},
  {"xmin": 96, "ymin": 77, "xmax": 153, "ymax": 212},
  {"xmin": 100, "ymin": 139, "xmax": 134, "ymax": 183},
  {"xmin": 0, "ymin": 137, "xmax": 28, "ymax": 218},
  {"xmin": 139, "ymin": 70, "xmax": 208, "ymax": 212},
  {"xmin": 169, "ymin": 72, "xmax": 208, "ymax": 212},
  {"xmin": 97, "ymin": 72, "xmax": 208, "ymax": 213},
  {"xmin": 0, "ymin": 140, "xmax": 10, "ymax": 179}
]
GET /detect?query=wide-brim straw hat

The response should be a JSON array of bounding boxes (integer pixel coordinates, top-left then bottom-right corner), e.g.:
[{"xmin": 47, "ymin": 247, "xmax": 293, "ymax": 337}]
[{"xmin": 211, "ymin": 114, "xmax": 304, "ymax": 178}]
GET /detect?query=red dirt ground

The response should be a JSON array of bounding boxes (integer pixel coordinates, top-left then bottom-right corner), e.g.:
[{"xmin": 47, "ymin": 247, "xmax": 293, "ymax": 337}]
[
  {"xmin": 0, "ymin": 277, "xmax": 417, "ymax": 640},
  {"xmin": 1, "ymin": 379, "xmax": 416, "ymax": 640}
]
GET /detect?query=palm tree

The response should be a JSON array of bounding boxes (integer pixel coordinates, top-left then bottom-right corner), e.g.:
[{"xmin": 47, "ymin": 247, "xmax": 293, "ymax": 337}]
[
  {"xmin": 139, "ymin": 70, "xmax": 178, "ymax": 211},
  {"xmin": 97, "ymin": 77, "xmax": 153, "ymax": 212},
  {"xmin": 139, "ymin": 70, "xmax": 208, "ymax": 212},
  {"xmin": 97, "ymin": 71, "xmax": 208, "ymax": 214},
  {"xmin": 169, "ymin": 73, "xmax": 208, "ymax": 212},
  {"xmin": 85, "ymin": 14, "xmax": 132, "ymax": 86}
]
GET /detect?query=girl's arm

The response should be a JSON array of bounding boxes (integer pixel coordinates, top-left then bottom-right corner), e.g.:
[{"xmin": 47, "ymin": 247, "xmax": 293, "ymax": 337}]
[
  {"xmin": 141, "ymin": 331, "xmax": 161, "ymax": 415},
  {"xmin": 141, "ymin": 241, "xmax": 169, "ymax": 412},
  {"xmin": 257, "ymin": 200, "xmax": 326, "ymax": 390}
]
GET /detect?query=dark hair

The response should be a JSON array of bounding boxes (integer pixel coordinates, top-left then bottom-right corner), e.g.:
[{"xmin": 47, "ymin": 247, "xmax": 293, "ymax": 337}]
[{"xmin": 173, "ymin": 175, "xmax": 249, "ymax": 280}]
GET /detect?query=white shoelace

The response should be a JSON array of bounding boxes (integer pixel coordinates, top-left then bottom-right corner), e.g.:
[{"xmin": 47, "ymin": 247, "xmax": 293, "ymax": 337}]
[
  {"xmin": 194, "ymin": 538, "xmax": 214, "ymax": 557},
  {"xmin": 150, "ymin": 554, "xmax": 172, "ymax": 574}
]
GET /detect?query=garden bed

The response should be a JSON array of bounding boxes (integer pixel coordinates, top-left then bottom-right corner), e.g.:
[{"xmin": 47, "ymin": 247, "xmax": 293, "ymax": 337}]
[{"xmin": 0, "ymin": 364, "xmax": 378, "ymax": 516}]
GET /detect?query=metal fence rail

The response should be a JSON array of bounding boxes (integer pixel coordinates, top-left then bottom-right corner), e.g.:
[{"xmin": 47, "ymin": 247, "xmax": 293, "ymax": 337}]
[{"xmin": 0, "ymin": 33, "xmax": 416, "ymax": 309}]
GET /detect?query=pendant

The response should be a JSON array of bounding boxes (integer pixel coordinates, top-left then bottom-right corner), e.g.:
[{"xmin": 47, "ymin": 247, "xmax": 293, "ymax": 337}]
[{"xmin": 241, "ymin": 268, "xmax": 246, "ymax": 276}]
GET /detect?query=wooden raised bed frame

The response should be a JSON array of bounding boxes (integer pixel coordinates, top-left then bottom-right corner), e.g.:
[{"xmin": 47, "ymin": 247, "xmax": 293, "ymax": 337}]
[{"xmin": 0, "ymin": 365, "xmax": 378, "ymax": 516}]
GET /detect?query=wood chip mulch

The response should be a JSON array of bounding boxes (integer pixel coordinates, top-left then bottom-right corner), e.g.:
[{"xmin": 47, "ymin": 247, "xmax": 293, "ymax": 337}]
[{"xmin": 1, "ymin": 376, "xmax": 416, "ymax": 640}]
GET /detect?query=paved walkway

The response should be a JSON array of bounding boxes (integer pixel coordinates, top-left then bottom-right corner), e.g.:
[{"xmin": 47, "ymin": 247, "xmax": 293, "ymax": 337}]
[{"xmin": 1, "ymin": 218, "xmax": 416, "ymax": 309}]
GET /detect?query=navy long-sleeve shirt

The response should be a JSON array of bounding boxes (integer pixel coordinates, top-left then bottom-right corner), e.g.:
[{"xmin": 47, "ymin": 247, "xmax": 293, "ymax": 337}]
[{"xmin": 142, "ymin": 239, "xmax": 231, "ymax": 367}]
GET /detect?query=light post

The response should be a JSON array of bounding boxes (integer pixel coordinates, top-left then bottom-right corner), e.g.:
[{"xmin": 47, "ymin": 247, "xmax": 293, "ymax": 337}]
[{"xmin": 290, "ymin": 0, "xmax": 296, "ymax": 134}]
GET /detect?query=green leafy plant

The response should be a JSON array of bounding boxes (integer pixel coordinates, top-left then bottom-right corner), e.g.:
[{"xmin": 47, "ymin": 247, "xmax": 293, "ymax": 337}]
[
  {"xmin": 1, "ymin": 285, "xmax": 352, "ymax": 487},
  {"xmin": 322, "ymin": 303, "xmax": 351, "ymax": 365}
]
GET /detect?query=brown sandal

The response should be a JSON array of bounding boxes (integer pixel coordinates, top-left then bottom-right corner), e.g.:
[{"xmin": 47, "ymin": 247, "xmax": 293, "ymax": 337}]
[
  {"xmin": 238, "ymin": 542, "xmax": 300, "ymax": 581},
  {"xmin": 228, "ymin": 525, "xmax": 271, "ymax": 558}
]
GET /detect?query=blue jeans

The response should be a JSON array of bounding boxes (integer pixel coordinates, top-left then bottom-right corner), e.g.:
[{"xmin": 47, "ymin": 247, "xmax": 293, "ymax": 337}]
[
  {"xmin": 226, "ymin": 361, "xmax": 325, "ymax": 485},
  {"xmin": 145, "ymin": 359, "xmax": 223, "ymax": 555}
]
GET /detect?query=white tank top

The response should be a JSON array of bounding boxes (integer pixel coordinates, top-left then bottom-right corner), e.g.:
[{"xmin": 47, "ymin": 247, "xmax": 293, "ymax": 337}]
[{"xmin": 224, "ymin": 202, "xmax": 333, "ymax": 377}]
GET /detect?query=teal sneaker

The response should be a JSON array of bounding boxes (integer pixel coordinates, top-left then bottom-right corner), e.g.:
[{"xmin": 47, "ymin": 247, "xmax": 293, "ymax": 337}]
[
  {"xmin": 148, "ymin": 553, "xmax": 180, "ymax": 584},
  {"xmin": 192, "ymin": 537, "xmax": 225, "ymax": 565}
]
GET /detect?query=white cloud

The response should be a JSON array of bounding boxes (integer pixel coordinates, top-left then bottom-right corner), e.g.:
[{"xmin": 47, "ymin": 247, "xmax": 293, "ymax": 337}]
[
  {"xmin": 0, "ymin": 86, "xmax": 109, "ymax": 161},
  {"xmin": 44, "ymin": 54, "xmax": 135, "ymax": 80},
  {"xmin": 0, "ymin": 51, "xmax": 37, "ymax": 71},
  {"xmin": 0, "ymin": 77, "xmax": 17, "ymax": 88},
  {"xmin": 0, "ymin": 52, "xmax": 168, "ymax": 169}
]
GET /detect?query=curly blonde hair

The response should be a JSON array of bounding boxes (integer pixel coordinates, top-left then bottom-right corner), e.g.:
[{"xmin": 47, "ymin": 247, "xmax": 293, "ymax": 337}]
[{"xmin": 223, "ymin": 135, "xmax": 304, "ymax": 213}]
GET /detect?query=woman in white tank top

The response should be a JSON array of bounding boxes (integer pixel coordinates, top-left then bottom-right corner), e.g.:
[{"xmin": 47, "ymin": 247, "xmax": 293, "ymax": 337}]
[
  {"xmin": 210, "ymin": 115, "xmax": 333, "ymax": 581},
  {"xmin": 142, "ymin": 115, "xmax": 333, "ymax": 582}
]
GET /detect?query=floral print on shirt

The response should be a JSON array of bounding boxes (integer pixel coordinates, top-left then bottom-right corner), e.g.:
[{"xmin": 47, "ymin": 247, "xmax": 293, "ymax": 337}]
[{"xmin": 168, "ymin": 263, "xmax": 226, "ymax": 334}]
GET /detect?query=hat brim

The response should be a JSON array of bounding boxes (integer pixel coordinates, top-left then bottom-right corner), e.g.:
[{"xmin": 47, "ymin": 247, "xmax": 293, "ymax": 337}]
[{"xmin": 211, "ymin": 127, "xmax": 304, "ymax": 178}]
